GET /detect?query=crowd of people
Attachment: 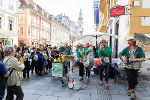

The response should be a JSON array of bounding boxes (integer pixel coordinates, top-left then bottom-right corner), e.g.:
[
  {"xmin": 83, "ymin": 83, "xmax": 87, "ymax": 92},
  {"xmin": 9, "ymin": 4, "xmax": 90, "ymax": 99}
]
[{"xmin": 0, "ymin": 37, "xmax": 145, "ymax": 100}]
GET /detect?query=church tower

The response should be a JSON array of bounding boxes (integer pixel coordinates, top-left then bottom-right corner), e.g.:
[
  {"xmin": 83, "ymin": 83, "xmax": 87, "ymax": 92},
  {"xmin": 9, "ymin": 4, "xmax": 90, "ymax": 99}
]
[{"xmin": 78, "ymin": 9, "xmax": 83, "ymax": 35}]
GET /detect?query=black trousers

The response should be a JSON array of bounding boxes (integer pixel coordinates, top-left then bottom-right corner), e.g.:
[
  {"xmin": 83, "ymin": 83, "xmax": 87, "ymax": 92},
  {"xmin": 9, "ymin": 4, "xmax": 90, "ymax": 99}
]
[
  {"xmin": 79, "ymin": 62, "xmax": 84, "ymax": 77},
  {"xmin": 125, "ymin": 69, "xmax": 138, "ymax": 89},
  {"xmin": 6, "ymin": 86, "xmax": 24, "ymax": 100},
  {"xmin": 23, "ymin": 61, "xmax": 30, "ymax": 78},
  {"xmin": 38, "ymin": 60, "xmax": 44, "ymax": 75},
  {"xmin": 85, "ymin": 67, "xmax": 90, "ymax": 78},
  {"xmin": 47, "ymin": 60, "xmax": 52, "ymax": 70},
  {"xmin": 99, "ymin": 63, "xmax": 110, "ymax": 81}
]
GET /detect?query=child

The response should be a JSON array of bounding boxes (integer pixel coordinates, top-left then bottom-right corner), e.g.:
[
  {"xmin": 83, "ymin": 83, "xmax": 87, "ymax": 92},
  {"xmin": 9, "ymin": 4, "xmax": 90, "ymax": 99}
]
[{"xmin": 23, "ymin": 48, "xmax": 30, "ymax": 78}]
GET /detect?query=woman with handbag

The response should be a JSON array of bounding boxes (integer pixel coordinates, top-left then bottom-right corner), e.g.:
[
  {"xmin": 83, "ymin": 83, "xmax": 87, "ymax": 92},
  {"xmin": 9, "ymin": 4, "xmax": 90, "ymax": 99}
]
[
  {"xmin": 77, "ymin": 43, "xmax": 90, "ymax": 81},
  {"xmin": 98, "ymin": 39, "xmax": 111, "ymax": 88},
  {"xmin": 3, "ymin": 45, "xmax": 25, "ymax": 100}
]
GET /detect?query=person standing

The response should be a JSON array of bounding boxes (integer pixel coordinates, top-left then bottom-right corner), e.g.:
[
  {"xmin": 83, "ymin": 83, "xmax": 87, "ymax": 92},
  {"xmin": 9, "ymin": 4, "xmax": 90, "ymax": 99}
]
[
  {"xmin": 59, "ymin": 42, "xmax": 71, "ymax": 76},
  {"xmin": 77, "ymin": 43, "xmax": 89, "ymax": 81},
  {"xmin": 23, "ymin": 48, "xmax": 31, "ymax": 78},
  {"xmin": 98, "ymin": 39, "xmax": 111, "ymax": 88},
  {"xmin": 0, "ymin": 61, "xmax": 9, "ymax": 100},
  {"xmin": 119, "ymin": 38, "xmax": 145, "ymax": 99},
  {"xmin": 47, "ymin": 47, "xmax": 53, "ymax": 71},
  {"xmin": 31, "ymin": 47, "xmax": 37, "ymax": 73},
  {"xmin": 38, "ymin": 50, "xmax": 45, "ymax": 76},
  {"xmin": 3, "ymin": 45, "xmax": 25, "ymax": 100}
]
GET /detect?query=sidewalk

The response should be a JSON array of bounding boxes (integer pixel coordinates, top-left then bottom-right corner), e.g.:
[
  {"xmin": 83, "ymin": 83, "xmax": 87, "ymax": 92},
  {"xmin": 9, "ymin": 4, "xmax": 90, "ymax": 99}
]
[{"xmin": 3, "ymin": 69, "xmax": 150, "ymax": 100}]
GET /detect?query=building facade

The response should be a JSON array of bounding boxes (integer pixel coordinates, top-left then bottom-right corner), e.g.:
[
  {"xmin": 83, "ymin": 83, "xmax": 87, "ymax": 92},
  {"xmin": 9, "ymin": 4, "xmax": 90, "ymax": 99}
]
[
  {"xmin": 18, "ymin": 0, "xmax": 72, "ymax": 47},
  {"xmin": 18, "ymin": 0, "xmax": 51, "ymax": 46},
  {"xmin": 0, "ymin": 0, "xmax": 18, "ymax": 46},
  {"xmin": 99, "ymin": 0, "xmax": 150, "ymax": 58}
]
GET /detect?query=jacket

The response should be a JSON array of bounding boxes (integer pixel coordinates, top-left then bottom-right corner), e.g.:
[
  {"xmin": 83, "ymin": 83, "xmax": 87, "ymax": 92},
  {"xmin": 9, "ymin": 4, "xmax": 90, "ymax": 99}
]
[
  {"xmin": 3, "ymin": 56, "xmax": 25, "ymax": 86},
  {"xmin": 119, "ymin": 46, "xmax": 145, "ymax": 59}
]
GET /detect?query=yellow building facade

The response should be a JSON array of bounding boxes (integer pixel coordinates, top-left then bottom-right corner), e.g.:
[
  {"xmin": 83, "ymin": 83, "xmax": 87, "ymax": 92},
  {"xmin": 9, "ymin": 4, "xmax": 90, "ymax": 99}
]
[
  {"xmin": 99, "ymin": 0, "xmax": 118, "ymax": 33},
  {"xmin": 99, "ymin": 0, "xmax": 150, "ymax": 53},
  {"xmin": 129, "ymin": 0, "xmax": 150, "ymax": 52}
]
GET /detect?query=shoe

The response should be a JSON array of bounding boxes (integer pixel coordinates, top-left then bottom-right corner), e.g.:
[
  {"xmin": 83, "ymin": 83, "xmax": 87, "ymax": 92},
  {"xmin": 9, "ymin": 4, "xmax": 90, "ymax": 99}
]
[
  {"xmin": 62, "ymin": 84, "xmax": 65, "ymax": 87},
  {"xmin": 114, "ymin": 78, "xmax": 117, "ymax": 83},
  {"xmin": 100, "ymin": 80, "xmax": 103, "ymax": 85},
  {"xmin": 127, "ymin": 90, "xmax": 131, "ymax": 96},
  {"xmin": 79, "ymin": 77, "xmax": 83, "ymax": 81},
  {"xmin": 86, "ymin": 78, "xmax": 90, "ymax": 84},
  {"xmin": 105, "ymin": 81, "xmax": 109, "ymax": 88},
  {"xmin": 130, "ymin": 93, "xmax": 135, "ymax": 99}
]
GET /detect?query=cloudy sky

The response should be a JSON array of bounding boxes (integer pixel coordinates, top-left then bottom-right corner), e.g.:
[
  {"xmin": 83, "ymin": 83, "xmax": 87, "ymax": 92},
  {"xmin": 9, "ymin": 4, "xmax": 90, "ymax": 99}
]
[{"xmin": 33, "ymin": 0, "xmax": 95, "ymax": 35}]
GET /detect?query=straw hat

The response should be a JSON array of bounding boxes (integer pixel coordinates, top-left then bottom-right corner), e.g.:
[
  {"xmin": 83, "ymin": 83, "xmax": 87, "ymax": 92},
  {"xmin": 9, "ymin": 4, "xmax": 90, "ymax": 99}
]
[{"xmin": 126, "ymin": 36, "xmax": 135, "ymax": 41}]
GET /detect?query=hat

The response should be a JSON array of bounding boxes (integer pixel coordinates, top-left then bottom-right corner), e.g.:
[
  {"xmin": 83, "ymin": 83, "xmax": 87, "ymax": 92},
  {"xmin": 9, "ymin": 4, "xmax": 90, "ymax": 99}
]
[
  {"xmin": 77, "ymin": 43, "xmax": 82, "ymax": 47},
  {"xmin": 64, "ymin": 42, "xmax": 68, "ymax": 46},
  {"xmin": 100, "ymin": 39, "xmax": 107, "ymax": 43},
  {"xmin": 127, "ymin": 36, "xmax": 135, "ymax": 41}
]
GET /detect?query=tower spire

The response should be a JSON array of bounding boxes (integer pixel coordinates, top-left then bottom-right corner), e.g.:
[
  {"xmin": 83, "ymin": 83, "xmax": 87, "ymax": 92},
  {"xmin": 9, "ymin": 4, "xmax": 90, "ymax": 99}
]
[{"xmin": 78, "ymin": 9, "xmax": 83, "ymax": 21}]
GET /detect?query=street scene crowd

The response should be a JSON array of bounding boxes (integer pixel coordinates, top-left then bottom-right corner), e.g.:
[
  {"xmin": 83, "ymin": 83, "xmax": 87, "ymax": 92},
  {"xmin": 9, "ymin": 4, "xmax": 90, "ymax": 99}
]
[{"xmin": 0, "ymin": 37, "xmax": 145, "ymax": 100}]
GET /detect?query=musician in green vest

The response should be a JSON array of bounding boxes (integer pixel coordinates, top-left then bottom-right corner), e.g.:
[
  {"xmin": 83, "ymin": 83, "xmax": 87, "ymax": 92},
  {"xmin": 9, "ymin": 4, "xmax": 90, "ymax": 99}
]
[
  {"xmin": 77, "ymin": 43, "xmax": 90, "ymax": 81},
  {"xmin": 119, "ymin": 37, "xmax": 145, "ymax": 99},
  {"xmin": 59, "ymin": 42, "xmax": 71, "ymax": 55},
  {"xmin": 59, "ymin": 42, "xmax": 71, "ymax": 77},
  {"xmin": 97, "ymin": 39, "xmax": 111, "ymax": 88}
]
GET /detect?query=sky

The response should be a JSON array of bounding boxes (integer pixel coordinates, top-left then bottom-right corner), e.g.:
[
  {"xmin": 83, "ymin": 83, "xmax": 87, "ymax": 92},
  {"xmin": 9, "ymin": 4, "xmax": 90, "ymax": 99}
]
[{"xmin": 33, "ymin": 0, "xmax": 95, "ymax": 35}]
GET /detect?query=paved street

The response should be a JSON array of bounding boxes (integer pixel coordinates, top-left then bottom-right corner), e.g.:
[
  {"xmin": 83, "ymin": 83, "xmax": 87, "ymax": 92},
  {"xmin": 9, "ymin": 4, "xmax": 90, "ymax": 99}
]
[{"xmin": 3, "ymin": 69, "xmax": 150, "ymax": 100}]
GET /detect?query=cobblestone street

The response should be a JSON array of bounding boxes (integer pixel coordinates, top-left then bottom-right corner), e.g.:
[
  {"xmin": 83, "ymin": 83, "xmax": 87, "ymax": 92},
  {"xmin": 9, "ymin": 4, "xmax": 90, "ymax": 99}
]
[{"xmin": 3, "ymin": 69, "xmax": 150, "ymax": 100}]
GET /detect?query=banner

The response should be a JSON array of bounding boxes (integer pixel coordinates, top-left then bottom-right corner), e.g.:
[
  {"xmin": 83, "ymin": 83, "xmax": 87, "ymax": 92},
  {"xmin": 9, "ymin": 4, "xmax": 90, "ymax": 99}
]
[
  {"xmin": 52, "ymin": 62, "xmax": 63, "ymax": 77},
  {"xmin": 93, "ymin": 0, "xmax": 99, "ymax": 26}
]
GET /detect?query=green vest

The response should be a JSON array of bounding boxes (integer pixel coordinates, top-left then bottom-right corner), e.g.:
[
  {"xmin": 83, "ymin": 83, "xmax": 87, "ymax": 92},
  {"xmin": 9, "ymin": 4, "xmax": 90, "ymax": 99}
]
[
  {"xmin": 77, "ymin": 48, "xmax": 89, "ymax": 62},
  {"xmin": 119, "ymin": 46, "xmax": 145, "ymax": 59},
  {"xmin": 59, "ymin": 46, "xmax": 71, "ymax": 55},
  {"xmin": 98, "ymin": 46, "xmax": 111, "ymax": 58}
]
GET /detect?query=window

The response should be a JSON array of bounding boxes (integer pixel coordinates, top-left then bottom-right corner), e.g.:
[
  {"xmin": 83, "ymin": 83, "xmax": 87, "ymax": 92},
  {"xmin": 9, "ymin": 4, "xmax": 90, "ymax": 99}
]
[
  {"xmin": 28, "ymin": 27, "xmax": 30, "ymax": 36},
  {"xmin": 0, "ymin": 17, "xmax": 2, "ymax": 29},
  {"xmin": 8, "ymin": 0, "xmax": 14, "ymax": 10},
  {"xmin": 19, "ymin": 14, "xmax": 24, "ymax": 23},
  {"xmin": 8, "ymin": 20, "xmax": 13, "ymax": 31},
  {"xmin": 20, "ymin": 27, "xmax": 23, "ymax": 34},
  {"xmin": 0, "ymin": 0, "xmax": 2, "ymax": 5},
  {"xmin": 37, "ymin": 16, "xmax": 39, "ymax": 25},
  {"xmin": 142, "ymin": 0, "xmax": 150, "ymax": 8},
  {"xmin": 141, "ymin": 17, "xmax": 150, "ymax": 26}
]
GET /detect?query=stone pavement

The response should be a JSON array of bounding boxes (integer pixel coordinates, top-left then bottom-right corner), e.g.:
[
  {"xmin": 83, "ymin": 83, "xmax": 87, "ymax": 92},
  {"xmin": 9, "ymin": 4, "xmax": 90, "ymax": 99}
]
[{"xmin": 3, "ymin": 69, "xmax": 150, "ymax": 100}]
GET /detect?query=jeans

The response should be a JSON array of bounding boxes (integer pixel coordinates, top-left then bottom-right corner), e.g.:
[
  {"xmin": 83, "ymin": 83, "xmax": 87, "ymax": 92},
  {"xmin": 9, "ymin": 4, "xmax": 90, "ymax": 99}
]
[
  {"xmin": 125, "ymin": 69, "xmax": 138, "ymax": 89},
  {"xmin": 6, "ymin": 85, "xmax": 24, "ymax": 100},
  {"xmin": 99, "ymin": 63, "xmax": 110, "ymax": 81}
]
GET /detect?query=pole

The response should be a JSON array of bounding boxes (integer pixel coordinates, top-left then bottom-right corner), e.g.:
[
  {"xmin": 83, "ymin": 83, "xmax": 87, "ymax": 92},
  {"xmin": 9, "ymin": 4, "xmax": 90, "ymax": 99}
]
[{"xmin": 96, "ymin": 34, "xmax": 97, "ymax": 48}]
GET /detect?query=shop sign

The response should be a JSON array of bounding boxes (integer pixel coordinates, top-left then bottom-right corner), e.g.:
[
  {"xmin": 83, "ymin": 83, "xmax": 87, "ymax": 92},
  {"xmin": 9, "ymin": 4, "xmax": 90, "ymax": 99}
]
[{"xmin": 110, "ymin": 6, "xmax": 125, "ymax": 17}]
